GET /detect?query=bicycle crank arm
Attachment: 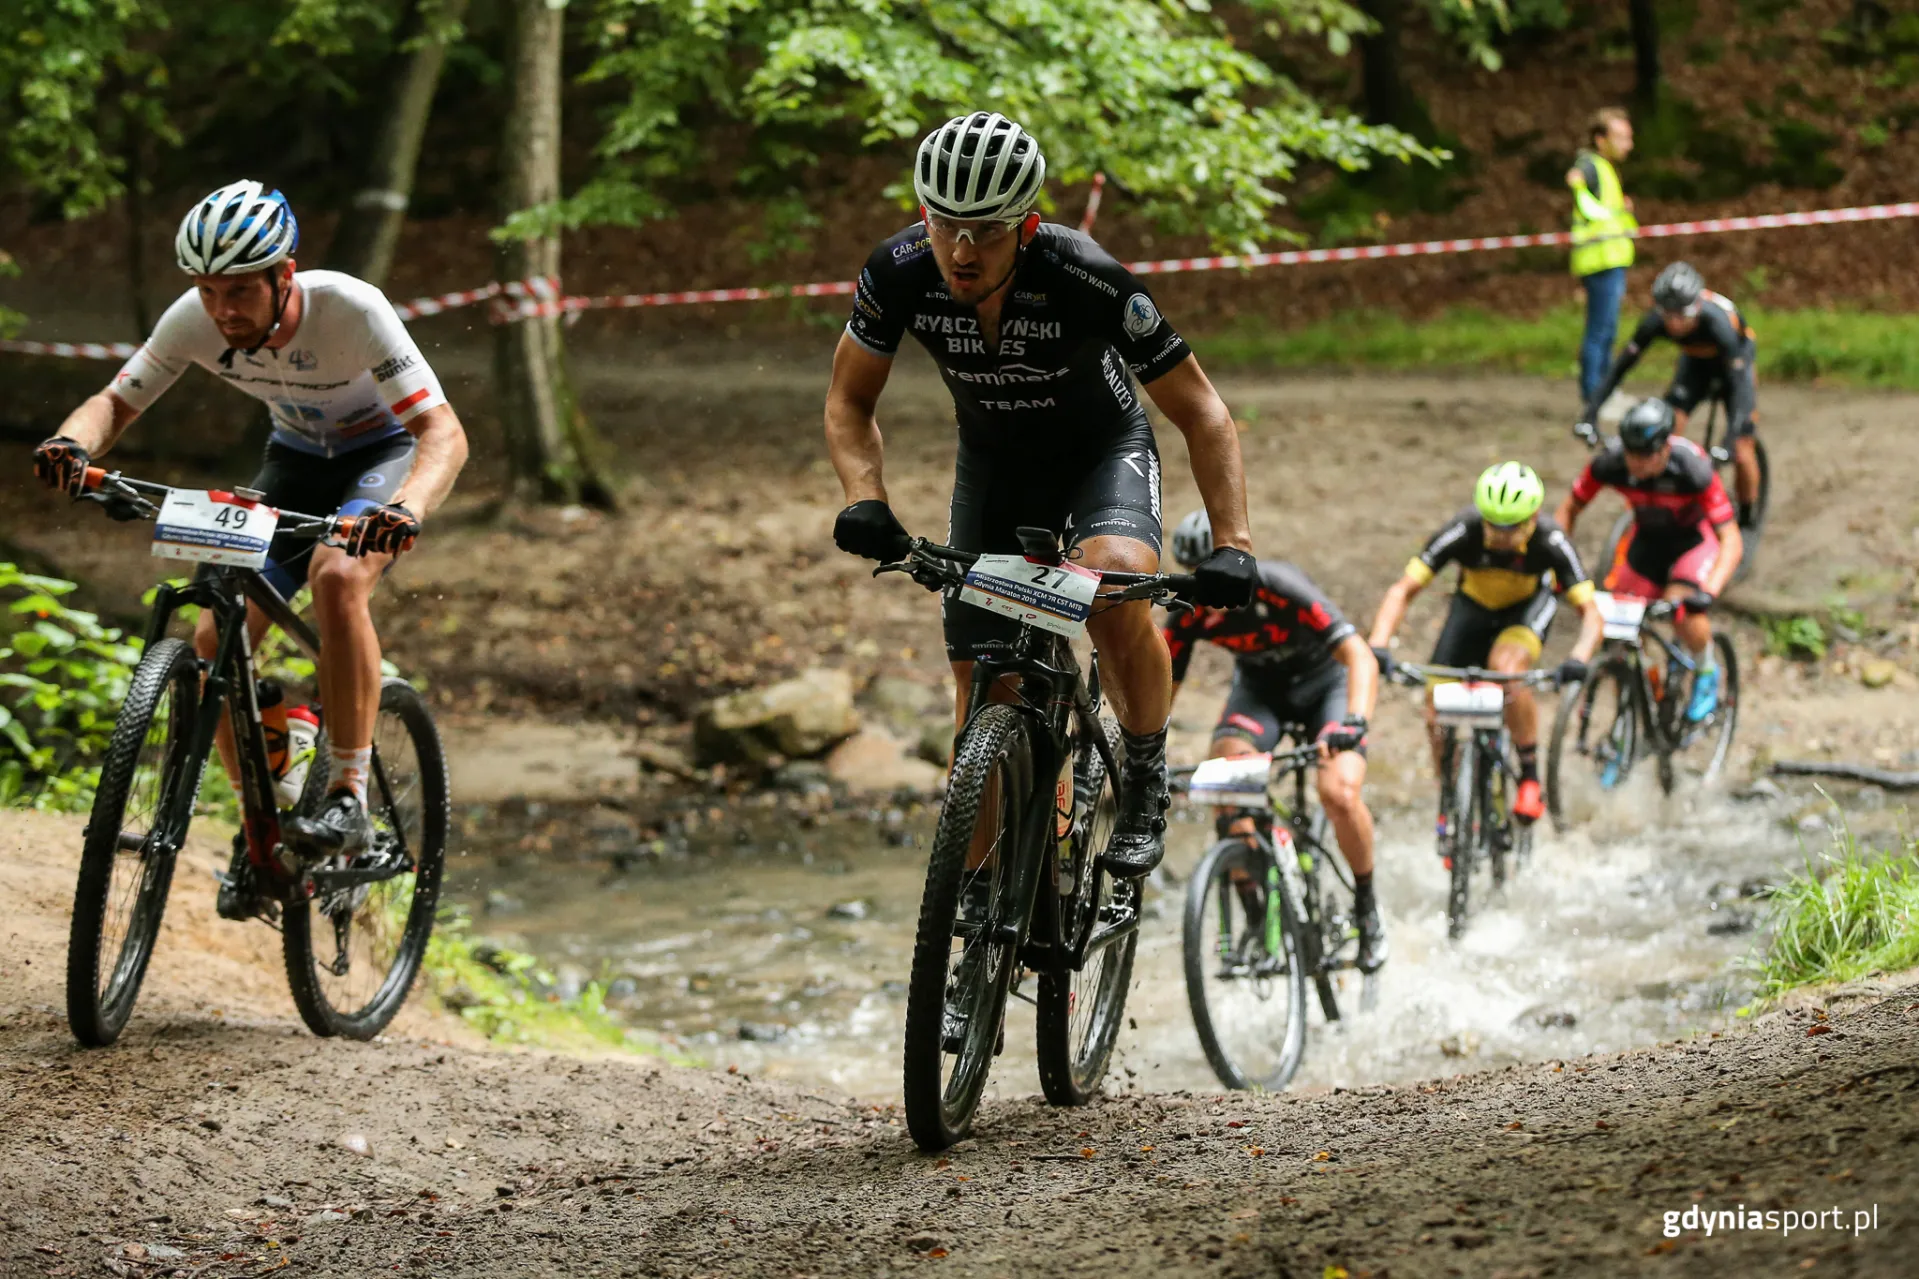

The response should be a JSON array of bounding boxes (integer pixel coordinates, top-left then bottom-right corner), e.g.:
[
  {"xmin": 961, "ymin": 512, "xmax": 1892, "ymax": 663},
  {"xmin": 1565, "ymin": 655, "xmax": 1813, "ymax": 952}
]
[{"xmin": 308, "ymin": 857, "xmax": 413, "ymax": 894}]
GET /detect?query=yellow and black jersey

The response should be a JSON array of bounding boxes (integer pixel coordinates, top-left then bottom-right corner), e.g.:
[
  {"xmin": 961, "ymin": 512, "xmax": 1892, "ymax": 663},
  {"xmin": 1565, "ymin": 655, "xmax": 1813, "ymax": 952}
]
[{"xmin": 1405, "ymin": 509, "xmax": 1595, "ymax": 611}]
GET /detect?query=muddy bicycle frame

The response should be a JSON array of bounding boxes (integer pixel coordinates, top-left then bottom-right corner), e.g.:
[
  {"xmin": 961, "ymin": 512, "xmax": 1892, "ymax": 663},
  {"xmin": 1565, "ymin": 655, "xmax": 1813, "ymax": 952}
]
[
  {"xmin": 83, "ymin": 470, "xmax": 412, "ymax": 907},
  {"xmin": 1593, "ymin": 598, "xmax": 1711, "ymax": 758},
  {"xmin": 883, "ymin": 533, "xmax": 1193, "ymax": 976}
]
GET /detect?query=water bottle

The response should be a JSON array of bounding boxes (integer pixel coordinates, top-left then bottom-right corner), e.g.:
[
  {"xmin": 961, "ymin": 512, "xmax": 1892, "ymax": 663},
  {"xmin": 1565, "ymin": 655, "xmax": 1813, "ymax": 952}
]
[
  {"xmin": 276, "ymin": 706, "xmax": 321, "ymax": 809},
  {"xmin": 258, "ymin": 679, "xmax": 290, "ymax": 775},
  {"xmin": 1054, "ymin": 759, "xmax": 1077, "ymax": 895}
]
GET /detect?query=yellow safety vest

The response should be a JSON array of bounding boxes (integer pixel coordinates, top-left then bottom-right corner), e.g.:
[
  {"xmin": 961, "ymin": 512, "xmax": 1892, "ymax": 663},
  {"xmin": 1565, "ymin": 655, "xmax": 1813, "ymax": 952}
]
[{"xmin": 1568, "ymin": 150, "xmax": 1636, "ymax": 277}]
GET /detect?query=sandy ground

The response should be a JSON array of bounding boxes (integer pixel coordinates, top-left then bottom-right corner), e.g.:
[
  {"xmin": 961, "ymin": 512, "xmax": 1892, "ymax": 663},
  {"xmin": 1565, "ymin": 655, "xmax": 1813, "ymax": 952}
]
[{"xmin": 5, "ymin": 811, "xmax": 1917, "ymax": 1277}]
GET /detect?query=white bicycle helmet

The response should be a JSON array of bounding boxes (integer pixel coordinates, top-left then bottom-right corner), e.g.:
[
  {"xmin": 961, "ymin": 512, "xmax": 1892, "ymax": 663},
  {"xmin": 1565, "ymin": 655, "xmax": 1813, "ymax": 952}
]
[
  {"xmin": 175, "ymin": 181, "xmax": 300, "ymax": 275},
  {"xmin": 1170, "ymin": 509, "xmax": 1213, "ymax": 569},
  {"xmin": 913, "ymin": 113, "xmax": 1046, "ymax": 221}
]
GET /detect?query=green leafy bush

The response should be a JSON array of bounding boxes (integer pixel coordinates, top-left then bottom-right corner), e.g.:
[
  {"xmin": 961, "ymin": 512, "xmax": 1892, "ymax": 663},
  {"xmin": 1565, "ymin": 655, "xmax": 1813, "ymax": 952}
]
[
  {"xmin": 0, "ymin": 564, "xmax": 142, "ymax": 809},
  {"xmin": 1760, "ymin": 614, "xmax": 1827, "ymax": 660}
]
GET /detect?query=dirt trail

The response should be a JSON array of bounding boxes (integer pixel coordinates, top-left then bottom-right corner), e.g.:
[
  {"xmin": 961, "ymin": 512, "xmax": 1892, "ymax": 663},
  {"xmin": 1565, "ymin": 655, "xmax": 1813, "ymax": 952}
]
[{"xmin": 5, "ymin": 812, "xmax": 1917, "ymax": 1277}]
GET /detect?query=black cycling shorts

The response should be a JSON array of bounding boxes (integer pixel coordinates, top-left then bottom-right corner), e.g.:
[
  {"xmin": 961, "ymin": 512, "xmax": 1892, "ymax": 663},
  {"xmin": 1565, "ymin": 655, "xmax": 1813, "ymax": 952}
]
[
  {"xmin": 245, "ymin": 438, "xmax": 417, "ymax": 597},
  {"xmin": 1668, "ymin": 354, "xmax": 1758, "ymax": 441},
  {"xmin": 1431, "ymin": 588, "xmax": 1558, "ymax": 667},
  {"xmin": 941, "ymin": 411, "xmax": 1162, "ymax": 661},
  {"xmin": 1212, "ymin": 659, "xmax": 1359, "ymax": 756}
]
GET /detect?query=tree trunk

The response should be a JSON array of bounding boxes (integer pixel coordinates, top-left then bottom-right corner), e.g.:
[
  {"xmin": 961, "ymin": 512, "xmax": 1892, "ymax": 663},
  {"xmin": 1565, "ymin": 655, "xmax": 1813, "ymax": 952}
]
[
  {"xmin": 1358, "ymin": 0, "xmax": 1405, "ymax": 129},
  {"xmin": 492, "ymin": 0, "xmax": 616, "ymax": 510},
  {"xmin": 324, "ymin": 0, "xmax": 470, "ymax": 287},
  {"xmin": 1630, "ymin": 0, "xmax": 1660, "ymax": 110}
]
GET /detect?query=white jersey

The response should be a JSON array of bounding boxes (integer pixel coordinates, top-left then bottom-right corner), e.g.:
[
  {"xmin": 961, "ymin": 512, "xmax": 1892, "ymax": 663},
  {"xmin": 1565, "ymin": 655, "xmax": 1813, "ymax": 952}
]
[{"xmin": 107, "ymin": 270, "xmax": 447, "ymax": 457}]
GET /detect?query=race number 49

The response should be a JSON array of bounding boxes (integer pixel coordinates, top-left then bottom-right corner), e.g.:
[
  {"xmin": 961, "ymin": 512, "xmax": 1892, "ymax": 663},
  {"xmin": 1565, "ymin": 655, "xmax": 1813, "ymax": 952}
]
[{"xmin": 152, "ymin": 490, "xmax": 280, "ymax": 570}]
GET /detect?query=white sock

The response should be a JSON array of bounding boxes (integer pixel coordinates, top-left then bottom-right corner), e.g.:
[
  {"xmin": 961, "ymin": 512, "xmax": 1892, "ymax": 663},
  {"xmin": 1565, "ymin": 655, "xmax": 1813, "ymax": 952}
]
[
  {"xmin": 330, "ymin": 746, "xmax": 371, "ymax": 807},
  {"xmin": 1693, "ymin": 643, "xmax": 1717, "ymax": 674}
]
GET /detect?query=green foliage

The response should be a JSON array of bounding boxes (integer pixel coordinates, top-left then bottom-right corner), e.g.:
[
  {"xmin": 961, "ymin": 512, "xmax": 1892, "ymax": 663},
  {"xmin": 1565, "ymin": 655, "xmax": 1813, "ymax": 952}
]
[
  {"xmin": 0, "ymin": 564, "xmax": 142, "ymax": 810},
  {"xmin": 1760, "ymin": 614, "xmax": 1827, "ymax": 660},
  {"xmin": 422, "ymin": 906, "xmax": 696, "ymax": 1058},
  {"xmin": 1756, "ymin": 833, "xmax": 1919, "ymax": 999},
  {"xmin": 1199, "ymin": 304, "xmax": 1919, "ymax": 390},
  {"xmin": 532, "ymin": 0, "xmax": 1446, "ymax": 250},
  {"xmin": 1426, "ymin": 0, "xmax": 1570, "ymax": 71}
]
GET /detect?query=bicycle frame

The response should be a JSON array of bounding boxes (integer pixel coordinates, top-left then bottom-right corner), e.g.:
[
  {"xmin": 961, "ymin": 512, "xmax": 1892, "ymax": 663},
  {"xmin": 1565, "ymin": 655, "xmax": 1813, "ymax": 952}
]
[{"xmin": 1603, "ymin": 606, "xmax": 1703, "ymax": 757}]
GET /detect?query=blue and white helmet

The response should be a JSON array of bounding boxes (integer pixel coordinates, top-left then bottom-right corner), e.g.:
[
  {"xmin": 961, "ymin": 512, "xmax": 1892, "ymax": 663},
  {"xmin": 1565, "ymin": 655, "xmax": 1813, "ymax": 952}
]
[
  {"xmin": 175, "ymin": 181, "xmax": 300, "ymax": 275},
  {"xmin": 914, "ymin": 112, "xmax": 1046, "ymax": 221}
]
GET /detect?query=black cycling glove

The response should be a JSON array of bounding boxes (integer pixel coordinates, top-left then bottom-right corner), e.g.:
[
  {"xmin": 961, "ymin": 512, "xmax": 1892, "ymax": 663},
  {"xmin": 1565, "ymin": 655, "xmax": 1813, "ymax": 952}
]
[
  {"xmin": 345, "ymin": 503, "xmax": 419, "ymax": 557},
  {"xmin": 1190, "ymin": 546, "xmax": 1257, "ymax": 608},
  {"xmin": 1555, "ymin": 658, "xmax": 1589, "ymax": 686},
  {"xmin": 1318, "ymin": 715, "xmax": 1368, "ymax": 754},
  {"xmin": 34, "ymin": 437, "xmax": 91, "ymax": 496},
  {"xmin": 1681, "ymin": 589, "xmax": 1715, "ymax": 616},
  {"xmin": 833, "ymin": 499, "xmax": 911, "ymax": 562},
  {"xmin": 1371, "ymin": 645, "xmax": 1396, "ymax": 679}
]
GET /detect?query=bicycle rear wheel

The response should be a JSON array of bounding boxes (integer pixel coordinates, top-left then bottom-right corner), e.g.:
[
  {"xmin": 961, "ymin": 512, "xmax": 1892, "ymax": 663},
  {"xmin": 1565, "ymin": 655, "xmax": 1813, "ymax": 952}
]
[
  {"xmin": 67, "ymin": 638, "xmax": 199, "ymax": 1047},
  {"xmin": 1036, "ymin": 718, "xmax": 1136, "ymax": 1106},
  {"xmin": 283, "ymin": 678, "xmax": 447, "ymax": 1039},
  {"xmin": 1546, "ymin": 656, "xmax": 1639, "ymax": 832},
  {"xmin": 903, "ymin": 703, "xmax": 1028, "ymax": 1151},
  {"xmin": 1182, "ymin": 837, "xmax": 1307, "ymax": 1091},
  {"xmin": 1662, "ymin": 633, "xmax": 1740, "ymax": 790}
]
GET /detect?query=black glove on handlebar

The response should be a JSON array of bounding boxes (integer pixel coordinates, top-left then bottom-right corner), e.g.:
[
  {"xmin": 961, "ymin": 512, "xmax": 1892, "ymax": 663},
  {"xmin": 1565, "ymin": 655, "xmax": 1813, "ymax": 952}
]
[
  {"xmin": 34, "ymin": 437, "xmax": 91, "ymax": 496},
  {"xmin": 1318, "ymin": 715, "xmax": 1368, "ymax": 754},
  {"xmin": 1190, "ymin": 546, "xmax": 1257, "ymax": 608},
  {"xmin": 345, "ymin": 503, "xmax": 419, "ymax": 557},
  {"xmin": 834, "ymin": 499, "xmax": 911, "ymax": 562},
  {"xmin": 1681, "ymin": 589, "xmax": 1715, "ymax": 616},
  {"xmin": 1555, "ymin": 657, "xmax": 1589, "ymax": 686},
  {"xmin": 1371, "ymin": 645, "xmax": 1396, "ymax": 679}
]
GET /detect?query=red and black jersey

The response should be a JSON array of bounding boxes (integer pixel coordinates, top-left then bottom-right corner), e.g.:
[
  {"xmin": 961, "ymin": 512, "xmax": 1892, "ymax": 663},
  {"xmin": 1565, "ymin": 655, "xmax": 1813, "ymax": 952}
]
[
  {"xmin": 1572, "ymin": 437, "xmax": 1736, "ymax": 531},
  {"xmin": 1164, "ymin": 559, "xmax": 1355, "ymax": 683}
]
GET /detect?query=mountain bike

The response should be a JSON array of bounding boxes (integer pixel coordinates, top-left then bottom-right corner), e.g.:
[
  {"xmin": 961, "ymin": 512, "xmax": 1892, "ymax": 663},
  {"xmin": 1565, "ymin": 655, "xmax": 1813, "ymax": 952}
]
[
  {"xmin": 877, "ymin": 529, "xmax": 1198, "ymax": 1152},
  {"xmin": 1387, "ymin": 661, "xmax": 1558, "ymax": 941},
  {"xmin": 1579, "ymin": 383, "xmax": 1769, "ymax": 584},
  {"xmin": 1172, "ymin": 738, "xmax": 1372, "ymax": 1092},
  {"xmin": 1545, "ymin": 591, "xmax": 1739, "ymax": 830},
  {"xmin": 63, "ymin": 469, "xmax": 447, "ymax": 1047}
]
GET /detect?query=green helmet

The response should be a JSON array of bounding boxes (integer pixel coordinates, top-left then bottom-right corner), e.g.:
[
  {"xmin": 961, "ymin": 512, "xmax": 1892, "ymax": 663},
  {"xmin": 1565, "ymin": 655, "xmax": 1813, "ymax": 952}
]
[{"xmin": 1474, "ymin": 461, "xmax": 1545, "ymax": 526}]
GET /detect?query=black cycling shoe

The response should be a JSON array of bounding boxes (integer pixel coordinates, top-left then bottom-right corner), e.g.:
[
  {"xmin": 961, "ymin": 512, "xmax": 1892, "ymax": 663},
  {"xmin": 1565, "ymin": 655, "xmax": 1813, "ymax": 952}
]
[
  {"xmin": 283, "ymin": 789, "xmax": 374, "ymax": 861},
  {"xmin": 1355, "ymin": 897, "xmax": 1389, "ymax": 974},
  {"xmin": 215, "ymin": 832, "xmax": 260, "ymax": 921},
  {"xmin": 1100, "ymin": 728, "xmax": 1170, "ymax": 879}
]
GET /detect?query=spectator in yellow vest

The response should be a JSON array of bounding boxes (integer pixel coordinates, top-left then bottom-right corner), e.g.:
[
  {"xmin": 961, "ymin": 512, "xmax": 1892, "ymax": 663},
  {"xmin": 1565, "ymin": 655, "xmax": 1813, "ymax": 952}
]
[{"xmin": 1567, "ymin": 107, "xmax": 1638, "ymax": 410}]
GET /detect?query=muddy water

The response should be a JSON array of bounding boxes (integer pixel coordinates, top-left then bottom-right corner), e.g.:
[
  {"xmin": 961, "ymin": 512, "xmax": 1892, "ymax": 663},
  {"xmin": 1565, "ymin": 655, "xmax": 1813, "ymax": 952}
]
[{"xmin": 445, "ymin": 786, "xmax": 1791, "ymax": 1102}]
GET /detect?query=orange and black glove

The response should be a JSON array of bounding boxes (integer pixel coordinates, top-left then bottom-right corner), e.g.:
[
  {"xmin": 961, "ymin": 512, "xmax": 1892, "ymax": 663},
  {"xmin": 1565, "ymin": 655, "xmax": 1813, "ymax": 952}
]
[
  {"xmin": 344, "ymin": 502, "xmax": 419, "ymax": 557},
  {"xmin": 34, "ymin": 437, "xmax": 91, "ymax": 496}
]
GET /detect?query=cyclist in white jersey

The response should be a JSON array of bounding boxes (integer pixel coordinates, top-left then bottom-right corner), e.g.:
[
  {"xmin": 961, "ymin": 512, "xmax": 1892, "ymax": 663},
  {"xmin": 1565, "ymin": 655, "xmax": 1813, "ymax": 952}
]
[{"xmin": 33, "ymin": 182, "xmax": 468, "ymax": 897}]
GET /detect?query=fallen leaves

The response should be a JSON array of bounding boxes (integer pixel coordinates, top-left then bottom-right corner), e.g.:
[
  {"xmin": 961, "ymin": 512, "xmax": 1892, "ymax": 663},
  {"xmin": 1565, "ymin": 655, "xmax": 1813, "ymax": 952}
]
[{"xmin": 1313, "ymin": 1149, "xmax": 1333, "ymax": 1162}]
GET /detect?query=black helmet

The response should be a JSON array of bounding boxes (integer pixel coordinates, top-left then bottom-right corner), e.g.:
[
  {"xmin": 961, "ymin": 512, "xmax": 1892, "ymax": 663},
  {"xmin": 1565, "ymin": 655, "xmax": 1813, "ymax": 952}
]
[
  {"xmin": 1619, "ymin": 397, "xmax": 1676, "ymax": 453},
  {"xmin": 1170, "ymin": 509, "xmax": 1212, "ymax": 569},
  {"xmin": 1652, "ymin": 261, "xmax": 1704, "ymax": 313}
]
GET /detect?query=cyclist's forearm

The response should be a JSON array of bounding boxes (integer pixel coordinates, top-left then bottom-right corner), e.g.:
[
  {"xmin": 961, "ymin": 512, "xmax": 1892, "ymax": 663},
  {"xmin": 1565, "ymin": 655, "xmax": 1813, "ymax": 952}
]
[
  {"xmin": 1705, "ymin": 523, "xmax": 1743, "ymax": 596},
  {"xmin": 1572, "ymin": 603, "xmax": 1605, "ymax": 663},
  {"xmin": 1367, "ymin": 580, "xmax": 1415, "ymax": 648},
  {"xmin": 824, "ymin": 397, "xmax": 887, "ymax": 504},
  {"xmin": 1585, "ymin": 346, "xmax": 1637, "ymax": 415},
  {"xmin": 55, "ymin": 392, "xmax": 137, "ymax": 456},
  {"xmin": 1337, "ymin": 635, "xmax": 1378, "ymax": 718},
  {"xmin": 1553, "ymin": 495, "xmax": 1584, "ymax": 532},
  {"xmin": 394, "ymin": 406, "xmax": 468, "ymax": 517},
  {"xmin": 1147, "ymin": 357, "xmax": 1250, "ymax": 551}
]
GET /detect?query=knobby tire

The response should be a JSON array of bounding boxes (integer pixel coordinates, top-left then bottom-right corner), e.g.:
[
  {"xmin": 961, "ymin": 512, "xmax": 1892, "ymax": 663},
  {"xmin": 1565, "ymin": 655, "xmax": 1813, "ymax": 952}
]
[{"xmin": 1182, "ymin": 837, "xmax": 1308, "ymax": 1091}]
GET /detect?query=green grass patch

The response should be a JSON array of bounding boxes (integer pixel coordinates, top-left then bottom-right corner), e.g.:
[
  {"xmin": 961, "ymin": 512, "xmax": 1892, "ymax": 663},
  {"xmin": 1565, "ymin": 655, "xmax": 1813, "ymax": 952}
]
[
  {"xmin": 1755, "ymin": 833, "xmax": 1919, "ymax": 1000},
  {"xmin": 1200, "ymin": 305, "xmax": 1919, "ymax": 389},
  {"xmin": 421, "ymin": 906, "xmax": 698, "ymax": 1061}
]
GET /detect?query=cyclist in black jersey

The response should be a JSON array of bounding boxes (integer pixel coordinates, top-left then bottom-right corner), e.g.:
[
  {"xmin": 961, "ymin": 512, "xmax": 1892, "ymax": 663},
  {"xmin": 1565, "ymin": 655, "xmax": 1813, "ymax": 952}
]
[
  {"xmin": 825, "ymin": 112, "xmax": 1258, "ymax": 878},
  {"xmin": 1579, "ymin": 261, "xmax": 1762, "ymax": 531},
  {"xmin": 1163, "ymin": 511, "xmax": 1386, "ymax": 972},
  {"xmin": 1368, "ymin": 463, "xmax": 1603, "ymax": 825}
]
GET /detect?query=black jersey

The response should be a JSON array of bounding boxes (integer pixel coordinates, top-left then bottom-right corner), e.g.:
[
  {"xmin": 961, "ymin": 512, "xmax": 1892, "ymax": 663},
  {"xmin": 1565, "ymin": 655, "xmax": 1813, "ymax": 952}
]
[
  {"xmin": 845, "ymin": 222, "xmax": 1191, "ymax": 450},
  {"xmin": 1587, "ymin": 289, "xmax": 1758, "ymax": 432},
  {"xmin": 1164, "ymin": 560, "xmax": 1357, "ymax": 684},
  {"xmin": 1406, "ymin": 510, "xmax": 1595, "ymax": 611}
]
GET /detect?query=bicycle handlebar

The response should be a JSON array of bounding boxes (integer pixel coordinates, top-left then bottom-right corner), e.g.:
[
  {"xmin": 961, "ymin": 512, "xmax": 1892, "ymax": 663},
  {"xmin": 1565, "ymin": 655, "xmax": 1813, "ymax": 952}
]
[
  {"xmin": 1168, "ymin": 741, "xmax": 1323, "ymax": 794},
  {"xmin": 79, "ymin": 467, "xmax": 372, "ymax": 548},
  {"xmin": 1386, "ymin": 660, "xmax": 1563, "ymax": 690},
  {"xmin": 874, "ymin": 537, "xmax": 1203, "ymax": 608}
]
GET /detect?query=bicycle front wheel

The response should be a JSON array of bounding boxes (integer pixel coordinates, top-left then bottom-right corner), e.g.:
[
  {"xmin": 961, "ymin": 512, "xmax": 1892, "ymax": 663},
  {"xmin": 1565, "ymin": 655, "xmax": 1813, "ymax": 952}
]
[
  {"xmin": 1182, "ymin": 837, "xmax": 1308, "ymax": 1091},
  {"xmin": 1663, "ymin": 634, "xmax": 1740, "ymax": 791},
  {"xmin": 1546, "ymin": 655, "xmax": 1639, "ymax": 832},
  {"xmin": 67, "ymin": 638, "xmax": 200, "ymax": 1047},
  {"xmin": 283, "ymin": 678, "xmax": 447, "ymax": 1039},
  {"xmin": 903, "ymin": 703, "xmax": 1028, "ymax": 1151},
  {"xmin": 1036, "ymin": 718, "xmax": 1136, "ymax": 1106},
  {"xmin": 1445, "ymin": 738, "xmax": 1478, "ymax": 941}
]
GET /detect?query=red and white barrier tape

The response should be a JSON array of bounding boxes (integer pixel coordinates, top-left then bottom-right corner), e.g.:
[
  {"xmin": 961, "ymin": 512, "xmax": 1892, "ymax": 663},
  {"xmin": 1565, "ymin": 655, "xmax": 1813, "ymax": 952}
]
[
  {"xmin": 6, "ymin": 202, "xmax": 1915, "ymax": 358},
  {"xmin": 1078, "ymin": 173, "xmax": 1107, "ymax": 235}
]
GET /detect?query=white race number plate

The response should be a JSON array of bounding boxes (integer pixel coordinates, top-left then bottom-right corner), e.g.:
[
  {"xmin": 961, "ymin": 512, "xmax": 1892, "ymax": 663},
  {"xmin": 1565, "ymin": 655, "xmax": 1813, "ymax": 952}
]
[
  {"xmin": 1431, "ymin": 680, "xmax": 1505, "ymax": 726},
  {"xmin": 152, "ymin": 490, "xmax": 280, "ymax": 570},
  {"xmin": 1185, "ymin": 753, "xmax": 1272, "ymax": 808},
  {"xmin": 1594, "ymin": 590, "xmax": 1648, "ymax": 641},
  {"xmin": 959, "ymin": 554, "xmax": 1102, "ymax": 638}
]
